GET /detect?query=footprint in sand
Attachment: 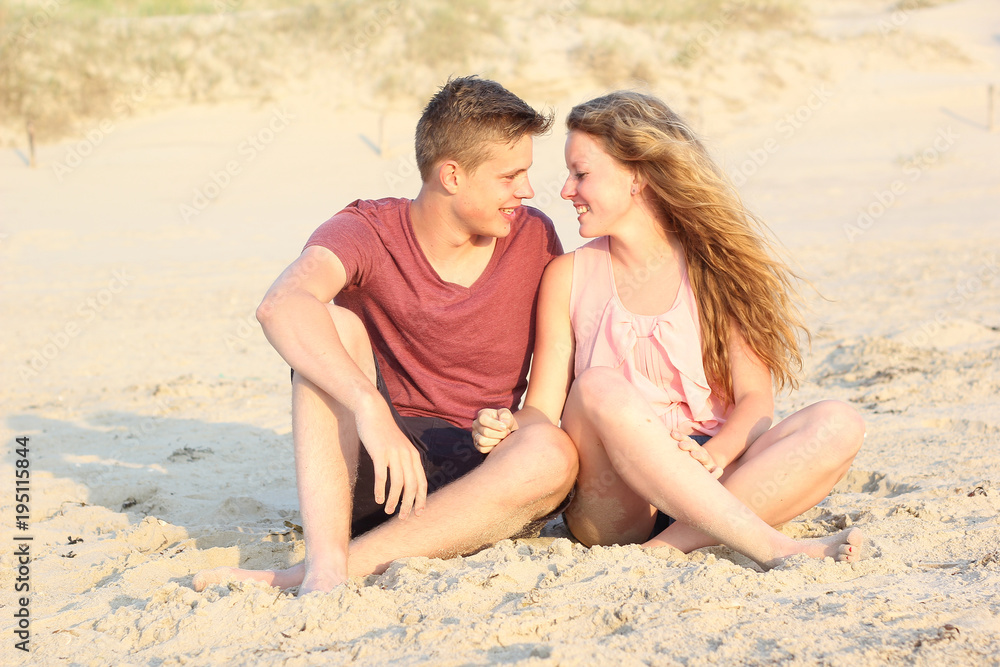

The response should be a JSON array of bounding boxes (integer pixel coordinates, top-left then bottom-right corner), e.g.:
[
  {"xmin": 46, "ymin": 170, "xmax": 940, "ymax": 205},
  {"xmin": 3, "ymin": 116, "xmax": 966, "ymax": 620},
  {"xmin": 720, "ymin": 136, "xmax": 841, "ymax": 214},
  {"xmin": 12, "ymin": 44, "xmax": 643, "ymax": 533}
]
[{"xmin": 832, "ymin": 469, "xmax": 919, "ymax": 498}]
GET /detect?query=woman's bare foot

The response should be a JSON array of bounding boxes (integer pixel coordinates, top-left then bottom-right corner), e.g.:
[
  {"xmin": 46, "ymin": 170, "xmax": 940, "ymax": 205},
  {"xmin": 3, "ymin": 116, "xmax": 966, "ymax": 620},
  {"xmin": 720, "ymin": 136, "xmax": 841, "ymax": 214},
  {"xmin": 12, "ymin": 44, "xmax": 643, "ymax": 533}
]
[
  {"xmin": 192, "ymin": 564, "xmax": 304, "ymax": 592},
  {"xmin": 764, "ymin": 527, "xmax": 864, "ymax": 570}
]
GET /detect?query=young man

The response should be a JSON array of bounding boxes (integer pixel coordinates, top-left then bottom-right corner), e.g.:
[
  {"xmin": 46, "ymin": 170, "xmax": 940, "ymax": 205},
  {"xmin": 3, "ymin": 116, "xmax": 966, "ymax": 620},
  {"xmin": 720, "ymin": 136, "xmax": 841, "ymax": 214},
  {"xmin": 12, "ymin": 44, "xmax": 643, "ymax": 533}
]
[{"xmin": 194, "ymin": 77, "xmax": 577, "ymax": 595}]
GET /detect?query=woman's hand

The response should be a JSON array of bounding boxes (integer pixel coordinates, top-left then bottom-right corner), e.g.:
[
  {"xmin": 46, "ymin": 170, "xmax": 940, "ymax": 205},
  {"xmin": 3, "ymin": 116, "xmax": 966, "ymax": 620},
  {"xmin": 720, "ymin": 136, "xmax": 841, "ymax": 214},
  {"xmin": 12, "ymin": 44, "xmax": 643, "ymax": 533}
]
[
  {"xmin": 472, "ymin": 408, "xmax": 519, "ymax": 454},
  {"xmin": 672, "ymin": 430, "xmax": 723, "ymax": 479}
]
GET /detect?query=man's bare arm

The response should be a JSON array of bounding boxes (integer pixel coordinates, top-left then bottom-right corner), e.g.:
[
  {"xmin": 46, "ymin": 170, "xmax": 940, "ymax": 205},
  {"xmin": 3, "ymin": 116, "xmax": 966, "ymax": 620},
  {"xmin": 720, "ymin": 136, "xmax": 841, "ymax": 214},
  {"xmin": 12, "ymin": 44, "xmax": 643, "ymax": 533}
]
[
  {"xmin": 256, "ymin": 245, "xmax": 427, "ymax": 516},
  {"xmin": 256, "ymin": 246, "xmax": 378, "ymax": 411}
]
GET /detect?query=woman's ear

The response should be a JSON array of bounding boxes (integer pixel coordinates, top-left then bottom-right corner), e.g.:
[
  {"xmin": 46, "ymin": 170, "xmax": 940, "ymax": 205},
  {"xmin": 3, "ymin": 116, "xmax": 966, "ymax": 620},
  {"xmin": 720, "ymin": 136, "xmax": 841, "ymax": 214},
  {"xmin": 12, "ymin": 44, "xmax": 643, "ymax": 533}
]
[{"xmin": 631, "ymin": 174, "xmax": 644, "ymax": 196}]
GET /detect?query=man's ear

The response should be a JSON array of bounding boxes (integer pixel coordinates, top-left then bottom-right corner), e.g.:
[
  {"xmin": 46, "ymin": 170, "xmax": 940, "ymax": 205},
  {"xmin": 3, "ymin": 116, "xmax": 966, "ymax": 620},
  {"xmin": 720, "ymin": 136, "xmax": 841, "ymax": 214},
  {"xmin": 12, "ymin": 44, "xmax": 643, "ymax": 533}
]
[{"xmin": 439, "ymin": 160, "xmax": 461, "ymax": 194}]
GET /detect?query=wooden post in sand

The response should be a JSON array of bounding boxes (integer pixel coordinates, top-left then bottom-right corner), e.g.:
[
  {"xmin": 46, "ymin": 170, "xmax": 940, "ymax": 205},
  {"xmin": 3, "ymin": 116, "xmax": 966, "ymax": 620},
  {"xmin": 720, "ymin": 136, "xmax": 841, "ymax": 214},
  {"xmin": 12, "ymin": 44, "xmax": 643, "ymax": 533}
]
[
  {"xmin": 989, "ymin": 84, "xmax": 996, "ymax": 133},
  {"xmin": 27, "ymin": 119, "xmax": 36, "ymax": 168}
]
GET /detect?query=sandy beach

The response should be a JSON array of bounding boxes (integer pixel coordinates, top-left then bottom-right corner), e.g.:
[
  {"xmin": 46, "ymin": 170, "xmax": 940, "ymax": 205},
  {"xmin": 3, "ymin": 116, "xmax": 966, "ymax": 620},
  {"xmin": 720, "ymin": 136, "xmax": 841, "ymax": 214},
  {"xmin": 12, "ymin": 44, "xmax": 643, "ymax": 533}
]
[{"xmin": 2, "ymin": 0, "xmax": 1000, "ymax": 664}]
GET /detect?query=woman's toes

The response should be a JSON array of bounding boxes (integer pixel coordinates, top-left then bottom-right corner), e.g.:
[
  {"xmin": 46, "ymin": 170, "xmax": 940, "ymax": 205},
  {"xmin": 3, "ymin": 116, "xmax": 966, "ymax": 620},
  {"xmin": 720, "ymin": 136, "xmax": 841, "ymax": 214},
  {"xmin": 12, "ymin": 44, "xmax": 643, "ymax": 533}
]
[{"xmin": 836, "ymin": 529, "xmax": 864, "ymax": 562}]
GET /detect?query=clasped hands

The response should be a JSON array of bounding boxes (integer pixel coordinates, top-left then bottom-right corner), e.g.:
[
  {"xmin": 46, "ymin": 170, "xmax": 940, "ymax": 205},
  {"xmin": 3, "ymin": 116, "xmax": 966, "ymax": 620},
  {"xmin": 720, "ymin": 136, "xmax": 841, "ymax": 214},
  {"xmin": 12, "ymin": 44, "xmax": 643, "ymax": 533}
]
[{"xmin": 471, "ymin": 408, "xmax": 518, "ymax": 454}]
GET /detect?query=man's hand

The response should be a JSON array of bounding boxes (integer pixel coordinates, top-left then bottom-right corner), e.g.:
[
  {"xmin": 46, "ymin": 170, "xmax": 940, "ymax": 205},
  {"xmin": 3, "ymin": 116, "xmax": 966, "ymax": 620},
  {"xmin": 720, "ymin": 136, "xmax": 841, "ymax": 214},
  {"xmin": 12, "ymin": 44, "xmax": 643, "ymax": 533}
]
[
  {"xmin": 672, "ymin": 431, "xmax": 723, "ymax": 479},
  {"xmin": 354, "ymin": 398, "xmax": 428, "ymax": 518},
  {"xmin": 472, "ymin": 408, "xmax": 518, "ymax": 454}
]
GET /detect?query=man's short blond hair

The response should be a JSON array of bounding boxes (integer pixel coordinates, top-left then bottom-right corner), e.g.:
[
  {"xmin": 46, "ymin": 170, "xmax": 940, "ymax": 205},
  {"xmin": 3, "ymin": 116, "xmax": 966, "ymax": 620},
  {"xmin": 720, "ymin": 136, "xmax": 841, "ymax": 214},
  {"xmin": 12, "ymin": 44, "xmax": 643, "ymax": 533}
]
[{"xmin": 415, "ymin": 76, "xmax": 552, "ymax": 182}]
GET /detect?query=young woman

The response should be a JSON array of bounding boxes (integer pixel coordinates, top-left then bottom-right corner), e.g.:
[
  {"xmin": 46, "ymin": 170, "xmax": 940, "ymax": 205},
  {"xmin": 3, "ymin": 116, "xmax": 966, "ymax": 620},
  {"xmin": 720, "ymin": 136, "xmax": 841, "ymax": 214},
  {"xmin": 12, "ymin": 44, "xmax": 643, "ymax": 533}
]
[{"xmin": 473, "ymin": 92, "xmax": 865, "ymax": 569}]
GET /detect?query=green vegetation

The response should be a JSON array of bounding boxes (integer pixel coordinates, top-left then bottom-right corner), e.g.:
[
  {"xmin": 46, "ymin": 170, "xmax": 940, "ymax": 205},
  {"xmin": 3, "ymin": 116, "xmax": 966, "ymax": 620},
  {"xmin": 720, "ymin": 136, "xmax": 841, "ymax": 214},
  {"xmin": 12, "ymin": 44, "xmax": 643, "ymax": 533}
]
[
  {"xmin": 0, "ymin": 0, "xmax": 835, "ymax": 144},
  {"xmin": 578, "ymin": 0, "xmax": 802, "ymax": 27},
  {"xmin": 1, "ymin": 1, "xmax": 369, "ymax": 140},
  {"xmin": 6, "ymin": 0, "xmax": 325, "ymax": 19},
  {"xmin": 891, "ymin": 0, "xmax": 960, "ymax": 9}
]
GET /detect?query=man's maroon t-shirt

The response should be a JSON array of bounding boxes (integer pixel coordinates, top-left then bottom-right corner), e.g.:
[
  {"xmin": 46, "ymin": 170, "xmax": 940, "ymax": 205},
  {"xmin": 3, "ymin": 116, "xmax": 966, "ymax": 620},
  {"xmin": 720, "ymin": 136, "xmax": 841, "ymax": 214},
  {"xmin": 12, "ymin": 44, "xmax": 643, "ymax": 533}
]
[{"xmin": 305, "ymin": 198, "xmax": 563, "ymax": 430}]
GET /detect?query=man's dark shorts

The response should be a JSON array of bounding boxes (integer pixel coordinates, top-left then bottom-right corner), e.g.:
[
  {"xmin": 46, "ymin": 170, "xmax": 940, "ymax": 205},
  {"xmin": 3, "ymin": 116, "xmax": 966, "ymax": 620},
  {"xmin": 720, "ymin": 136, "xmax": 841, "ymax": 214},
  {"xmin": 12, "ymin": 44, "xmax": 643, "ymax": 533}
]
[
  {"xmin": 292, "ymin": 359, "xmax": 486, "ymax": 536},
  {"xmin": 293, "ymin": 357, "xmax": 572, "ymax": 539}
]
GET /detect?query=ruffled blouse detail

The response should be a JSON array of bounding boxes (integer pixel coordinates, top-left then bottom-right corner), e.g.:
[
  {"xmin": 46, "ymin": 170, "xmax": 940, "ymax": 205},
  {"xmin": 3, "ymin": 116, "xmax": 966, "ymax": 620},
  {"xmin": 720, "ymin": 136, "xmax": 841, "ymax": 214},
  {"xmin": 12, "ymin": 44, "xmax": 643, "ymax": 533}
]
[{"xmin": 570, "ymin": 237, "xmax": 728, "ymax": 435}]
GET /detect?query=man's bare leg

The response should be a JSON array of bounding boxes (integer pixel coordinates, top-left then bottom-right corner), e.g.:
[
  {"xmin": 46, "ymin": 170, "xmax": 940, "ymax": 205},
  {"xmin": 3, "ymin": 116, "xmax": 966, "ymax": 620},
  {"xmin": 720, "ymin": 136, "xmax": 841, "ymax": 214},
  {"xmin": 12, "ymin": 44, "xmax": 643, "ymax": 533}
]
[
  {"xmin": 193, "ymin": 298, "xmax": 579, "ymax": 593},
  {"xmin": 644, "ymin": 400, "xmax": 865, "ymax": 554},
  {"xmin": 294, "ymin": 305, "xmax": 383, "ymax": 594},
  {"xmin": 194, "ymin": 423, "xmax": 577, "ymax": 592},
  {"xmin": 562, "ymin": 367, "xmax": 863, "ymax": 569},
  {"xmin": 345, "ymin": 422, "xmax": 577, "ymax": 577},
  {"xmin": 194, "ymin": 304, "xmax": 374, "ymax": 595}
]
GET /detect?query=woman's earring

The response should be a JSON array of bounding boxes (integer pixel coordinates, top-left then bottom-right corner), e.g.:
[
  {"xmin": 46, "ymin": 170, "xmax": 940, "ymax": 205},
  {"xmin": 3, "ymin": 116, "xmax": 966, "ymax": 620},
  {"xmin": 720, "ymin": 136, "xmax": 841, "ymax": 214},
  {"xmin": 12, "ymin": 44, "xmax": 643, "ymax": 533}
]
[{"xmin": 631, "ymin": 186, "xmax": 638, "ymax": 195}]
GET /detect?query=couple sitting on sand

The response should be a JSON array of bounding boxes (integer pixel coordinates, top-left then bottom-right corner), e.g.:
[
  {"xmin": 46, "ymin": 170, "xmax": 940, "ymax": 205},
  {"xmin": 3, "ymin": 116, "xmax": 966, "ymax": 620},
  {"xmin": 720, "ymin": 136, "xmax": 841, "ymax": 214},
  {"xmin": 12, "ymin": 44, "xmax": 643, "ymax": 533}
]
[{"xmin": 194, "ymin": 76, "xmax": 864, "ymax": 596}]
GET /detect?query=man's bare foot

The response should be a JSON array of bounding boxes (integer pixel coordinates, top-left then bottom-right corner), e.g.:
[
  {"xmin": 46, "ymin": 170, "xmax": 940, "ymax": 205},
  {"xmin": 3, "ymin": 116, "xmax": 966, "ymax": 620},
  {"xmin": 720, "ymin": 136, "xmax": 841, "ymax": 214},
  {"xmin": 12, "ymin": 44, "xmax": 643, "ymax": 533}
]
[
  {"xmin": 764, "ymin": 527, "xmax": 864, "ymax": 570},
  {"xmin": 297, "ymin": 567, "xmax": 346, "ymax": 596},
  {"xmin": 192, "ymin": 564, "xmax": 304, "ymax": 592}
]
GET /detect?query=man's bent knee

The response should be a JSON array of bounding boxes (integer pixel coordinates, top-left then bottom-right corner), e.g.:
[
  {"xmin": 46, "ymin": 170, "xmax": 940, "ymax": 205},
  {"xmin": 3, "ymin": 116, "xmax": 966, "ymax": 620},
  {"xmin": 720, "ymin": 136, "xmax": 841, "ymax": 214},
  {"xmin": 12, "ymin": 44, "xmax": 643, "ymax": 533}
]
[
  {"xmin": 503, "ymin": 423, "xmax": 578, "ymax": 494},
  {"xmin": 323, "ymin": 304, "xmax": 376, "ymax": 382},
  {"xmin": 324, "ymin": 304, "xmax": 370, "ymax": 346}
]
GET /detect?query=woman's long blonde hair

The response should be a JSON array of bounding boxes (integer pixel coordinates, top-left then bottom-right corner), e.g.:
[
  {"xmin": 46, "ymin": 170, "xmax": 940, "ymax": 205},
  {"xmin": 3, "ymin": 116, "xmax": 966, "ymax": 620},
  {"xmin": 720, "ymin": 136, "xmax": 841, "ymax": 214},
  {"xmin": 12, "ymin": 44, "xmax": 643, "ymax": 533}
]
[{"xmin": 567, "ymin": 91, "xmax": 806, "ymax": 403}]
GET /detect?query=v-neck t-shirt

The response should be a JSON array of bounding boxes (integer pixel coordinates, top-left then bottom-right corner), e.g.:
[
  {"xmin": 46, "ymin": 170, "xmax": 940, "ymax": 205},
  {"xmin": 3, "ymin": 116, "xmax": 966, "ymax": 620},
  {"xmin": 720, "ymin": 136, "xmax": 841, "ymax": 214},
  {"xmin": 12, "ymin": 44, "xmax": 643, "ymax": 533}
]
[{"xmin": 305, "ymin": 197, "xmax": 563, "ymax": 429}]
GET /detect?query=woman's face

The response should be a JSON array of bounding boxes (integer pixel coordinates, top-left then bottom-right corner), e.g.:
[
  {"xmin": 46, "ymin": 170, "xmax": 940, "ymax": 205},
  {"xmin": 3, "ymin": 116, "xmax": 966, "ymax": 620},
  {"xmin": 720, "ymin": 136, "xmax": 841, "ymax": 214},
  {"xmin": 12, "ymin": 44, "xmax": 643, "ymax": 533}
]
[{"xmin": 561, "ymin": 130, "xmax": 637, "ymax": 238}]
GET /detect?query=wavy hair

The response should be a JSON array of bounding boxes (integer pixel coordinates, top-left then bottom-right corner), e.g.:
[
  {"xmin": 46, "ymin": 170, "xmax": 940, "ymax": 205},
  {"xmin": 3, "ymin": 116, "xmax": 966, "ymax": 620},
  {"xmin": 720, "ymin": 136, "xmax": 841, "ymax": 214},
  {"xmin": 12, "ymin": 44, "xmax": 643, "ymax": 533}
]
[{"xmin": 567, "ymin": 91, "xmax": 807, "ymax": 403}]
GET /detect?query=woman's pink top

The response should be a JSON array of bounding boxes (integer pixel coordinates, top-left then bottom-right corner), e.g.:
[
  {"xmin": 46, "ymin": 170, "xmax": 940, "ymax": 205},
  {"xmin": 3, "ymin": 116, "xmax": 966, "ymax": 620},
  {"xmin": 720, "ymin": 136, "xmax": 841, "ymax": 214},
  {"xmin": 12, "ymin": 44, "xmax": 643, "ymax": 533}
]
[{"xmin": 569, "ymin": 236, "xmax": 730, "ymax": 435}]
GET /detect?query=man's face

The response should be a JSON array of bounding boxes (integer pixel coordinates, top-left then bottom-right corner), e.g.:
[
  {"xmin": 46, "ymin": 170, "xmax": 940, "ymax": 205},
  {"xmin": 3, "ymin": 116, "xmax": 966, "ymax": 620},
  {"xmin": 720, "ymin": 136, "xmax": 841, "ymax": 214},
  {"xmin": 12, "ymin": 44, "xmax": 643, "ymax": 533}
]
[{"xmin": 453, "ymin": 135, "xmax": 535, "ymax": 239}]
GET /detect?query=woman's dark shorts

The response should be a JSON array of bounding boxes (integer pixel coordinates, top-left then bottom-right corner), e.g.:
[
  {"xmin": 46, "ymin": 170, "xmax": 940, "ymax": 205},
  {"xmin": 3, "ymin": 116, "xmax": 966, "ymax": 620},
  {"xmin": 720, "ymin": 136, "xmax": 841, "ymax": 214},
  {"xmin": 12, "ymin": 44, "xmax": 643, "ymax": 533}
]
[
  {"xmin": 562, "ymin": 433, "xmax": 713, "ymax": 543},
  {"xmin": 647, "ymin": 434, "xmax": 712, "ymax": 540}
]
